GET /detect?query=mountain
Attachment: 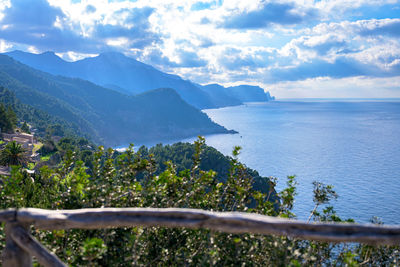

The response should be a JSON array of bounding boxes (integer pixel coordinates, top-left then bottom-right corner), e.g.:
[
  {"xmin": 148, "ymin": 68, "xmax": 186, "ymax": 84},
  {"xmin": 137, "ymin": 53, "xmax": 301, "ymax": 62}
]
[
  {"xmin": 228, "ymin": 85, "xmax": 275, "ymax": 102},
  {"xmin": 0, "ymin": 55, "xmax": 234, "ymax": 146},
  {"xmin": 0, "ymin": 86, "xmax": 82, "ymax": 138},
  {"xmin": 199, "ymin": 84, "xmax": 243, "ymax": 107},
  {"xmin": 5, "ymin": 51, "xmax": 215, "ymax": 109},
  {"xmin": 199, "ymin": 83, "xmax": 275, "ymax": 107},
  {"xmin": 4, "ymin": 50, "xmax": 274, "ymax": 109}
]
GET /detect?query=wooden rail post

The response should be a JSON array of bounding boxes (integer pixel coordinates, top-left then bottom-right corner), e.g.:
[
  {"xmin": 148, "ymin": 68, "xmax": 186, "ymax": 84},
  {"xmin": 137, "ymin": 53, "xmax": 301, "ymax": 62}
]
[
  {"xmin": 10, "ymin": 225, "xmax": 66, "ymax": 267},
  {"xmin": 2, "ymin": 222, "xmax": 32, "ymax": 267}
]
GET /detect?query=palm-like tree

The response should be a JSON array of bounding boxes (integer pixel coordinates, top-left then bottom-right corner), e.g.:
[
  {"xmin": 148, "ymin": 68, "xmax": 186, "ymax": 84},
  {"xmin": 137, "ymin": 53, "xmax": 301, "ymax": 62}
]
[{"xmin": 0, "ymin": 141, "xmax": 28, "ymax": 166}]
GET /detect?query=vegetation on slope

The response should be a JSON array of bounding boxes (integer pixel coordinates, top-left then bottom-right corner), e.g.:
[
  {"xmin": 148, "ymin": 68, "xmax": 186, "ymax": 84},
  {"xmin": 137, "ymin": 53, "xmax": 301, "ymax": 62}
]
[
  {"xmin": 4, "ymin": 51, "xmax": 217, "ymax": 109},
  {"xmin": 0, "ymin": 102, "xmax": 17, "ymax": 134},
  {"xmin": 139, "ymin": 141, "xmax": 277, "ymax": 198},
  {"xmin": 0, "ymin": 86, "xmax": 84, "ymax": 138},
  {"xmin": 0, "ymin": 55, "xmax": 397, "ymax": 265},
  {"xmin": 0, "ymin": 136, "xmax": 398, "ymax": 265},
  {"xmin": 0, "ymin": 55, "xmax": 233, "ymax": 146},
  {"xmin": 0, "ymin": 141, "xmax": 28, "ymax": 166},
  {"xmin": 5, "ymin": 50, "xmax": 275, "ymax": 109}
]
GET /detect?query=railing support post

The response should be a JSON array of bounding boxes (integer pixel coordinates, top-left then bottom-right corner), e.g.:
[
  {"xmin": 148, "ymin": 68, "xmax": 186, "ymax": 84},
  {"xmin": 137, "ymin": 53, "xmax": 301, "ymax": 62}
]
[{"xmin": 2, "ymin": 222, "xmax": 32, "ymax": 267}]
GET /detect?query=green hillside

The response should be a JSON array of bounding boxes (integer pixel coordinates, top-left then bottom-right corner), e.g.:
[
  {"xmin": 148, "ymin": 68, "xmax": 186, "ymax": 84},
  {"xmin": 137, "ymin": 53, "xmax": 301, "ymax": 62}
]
[
  {"xmin": 0, "ymin": 55, "xmax": 234, "ymax": 146},
  {"xmin": 0, "ymin": 87, "xmax": 82, "ymax": 138}
]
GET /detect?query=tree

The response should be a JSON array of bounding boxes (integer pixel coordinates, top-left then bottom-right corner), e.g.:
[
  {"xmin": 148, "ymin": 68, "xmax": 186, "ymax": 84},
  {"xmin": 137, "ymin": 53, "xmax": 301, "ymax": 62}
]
[
  {"xmin": 7, "ymin": 105, "xmax": 17, "ymax": 128},
  {"xmin": 0, "ymin": 104, "xmax": 14, "ymax": 133},
  {"xmin": 0, "ymin": 141, "xmax": 28, "ymax": 166},
  {"xmin": 308, "ymin": 181, "xmax": 338, "ymax": 222},
  {"xmin": 21, "ymin": 122, "xmax": 31, "ymax": 134},
  {"xmin": 0, "ymin": 137, "xmax": 398, "ymax": 266}
]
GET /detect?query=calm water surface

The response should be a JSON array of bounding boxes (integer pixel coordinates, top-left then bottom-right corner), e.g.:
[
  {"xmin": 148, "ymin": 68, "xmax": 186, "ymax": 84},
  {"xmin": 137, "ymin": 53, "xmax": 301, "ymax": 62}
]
[{"xmin": 182, "ymin": 100, "xmax": 400, "ymax": 224}]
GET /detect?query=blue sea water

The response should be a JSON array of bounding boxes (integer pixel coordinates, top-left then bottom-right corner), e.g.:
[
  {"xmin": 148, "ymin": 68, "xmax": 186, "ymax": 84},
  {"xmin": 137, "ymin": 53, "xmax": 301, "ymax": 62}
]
[{"xmin": 181, "ymin": 99, "xmax": 400, "ymax": 224}]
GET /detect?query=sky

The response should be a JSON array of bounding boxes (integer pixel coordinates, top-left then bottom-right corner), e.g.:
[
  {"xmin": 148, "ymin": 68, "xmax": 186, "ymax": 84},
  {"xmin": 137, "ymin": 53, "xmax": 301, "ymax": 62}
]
[{"xmin": 0, "ymin": 0, "xmax": 399, "ymax": 98}]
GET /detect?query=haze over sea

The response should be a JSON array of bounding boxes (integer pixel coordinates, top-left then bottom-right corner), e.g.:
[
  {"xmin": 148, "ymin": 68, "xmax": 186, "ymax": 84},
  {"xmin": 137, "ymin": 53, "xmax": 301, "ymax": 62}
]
[{"xmin": 178, "ymin": 99, "xmax": 400, "ymax": 224}]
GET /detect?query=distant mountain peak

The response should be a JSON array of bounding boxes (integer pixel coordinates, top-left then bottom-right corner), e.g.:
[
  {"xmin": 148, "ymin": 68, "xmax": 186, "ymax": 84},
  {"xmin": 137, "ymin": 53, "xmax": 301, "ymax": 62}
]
[
  {"xmin": 0, "ymin": 54, "xmax": 232, "ymax": 146},
  {"xmin": 99, "ymin": 51, "xmax": 125, "ymax": 56},
  {"xmin": 4, "ymin": 50, "xmax": 64, "ymax": 64},
  {"xmin": 97, "ymin": 51, "xmax": 129, "ymax": 60},
  {"xmin": 41, "ymin": 51, "xmax": 56, "ymax": 56},
  {"xmin": 88, "ymin": 51, "xmax": 143, "ymax": 66},
  {"xmin": 4, "ymin": 50, "xmax": 275, "ymax": 108}
]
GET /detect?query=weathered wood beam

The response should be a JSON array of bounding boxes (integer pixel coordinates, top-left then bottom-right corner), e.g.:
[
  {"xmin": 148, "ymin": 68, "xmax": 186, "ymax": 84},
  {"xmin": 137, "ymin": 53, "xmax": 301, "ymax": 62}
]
[
  {"xmin": 2, "ymin": 222, "xmax": 32, "ymax": 267},
  {"xmin": 12, "ymin": 208, "xmax": 400, "ymax": 245},
  {"xmin": 0, "ymin": 209, "xmax": 16, "ymax": 222},
  {"xmin": 10, "ymin": 225, "xmax": 66, "ymax": 267}
]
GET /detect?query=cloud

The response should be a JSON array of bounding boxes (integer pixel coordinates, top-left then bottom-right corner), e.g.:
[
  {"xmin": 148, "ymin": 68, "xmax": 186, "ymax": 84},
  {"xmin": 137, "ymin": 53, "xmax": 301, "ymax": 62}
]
[
  {"xmin": 176, "ymin": 49, "xmax": 207, "ymax": 67},
  {"xmin": 217, "ymin": 46, "xmax": 275, "ymax": 70},
  {"xmin": 359, "ymin": 19, "xmax": 400, "ymax": 37},
  {"xmin": 92, "ymin": 7, "xmax": 160, "ymax": 49},
  {"xmin": 1, "ymin": 0, "xmax": 64, "ymax": 27},
  {"xmin": 191, "ymin": 1, "xmax": 214, "ymax": 11},
  {"xmin": 198, "ymin": 37, "xmax": 215, "ymax": 48},
  {"xmin": 0, "ymin": 0, "xmax": 102, "ymax": 52},
  {"xmin": 141, "ymin": 48, "xmax": 177, "ymax": 67},
  {"xmin": 220, "ymin": 2, "xmax": 317, "ymax": 29},
  {"xmin": 85, "ymin": 4, "xmax": 96, "ymax": 14},
  {"xmin": 142, "ymin": 47, "xmax": 207, "ymax": 68},
  {"xmin": 268, "ymin": 76, "xmax": 400, "ymax": 98},
  {"xmin": 300, "ymin": 35, "xmax": 347, "ymax": 56},
  {"xmin": 0, "ymin": 0, "xmax": 160, "ymax": 52},
  {"xmin": 267, "ymin": 57, "xmax": 369, "ymax": 82},
  {"xmin": 0, "ymin": 0, "xmax": 101, "ymax": 52},
  {"xmin": 277, "ymin": 19, "xmax": 400, "ymax": 69},
  {"xmin": 200, "ymin": 17, "xmax": 211, "ymax": 24},
  {"xmin": 0, "ymin": 39, "xmax": 12, "ymax": 52},
  {"xmin": 0, "ymin": 0, "xmax": 399, "ymax": 97}
]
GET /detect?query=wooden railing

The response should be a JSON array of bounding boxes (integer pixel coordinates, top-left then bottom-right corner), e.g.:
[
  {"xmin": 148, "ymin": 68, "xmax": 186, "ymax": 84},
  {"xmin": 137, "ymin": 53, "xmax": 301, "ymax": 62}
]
[{"xmin": 1, "ymin": 208, "xmax": 400, "ymax": 266}]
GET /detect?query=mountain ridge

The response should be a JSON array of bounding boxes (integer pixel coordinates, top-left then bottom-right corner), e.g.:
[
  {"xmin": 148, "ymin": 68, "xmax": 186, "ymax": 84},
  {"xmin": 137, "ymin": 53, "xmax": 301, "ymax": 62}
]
[
  {"xmin": 0, "ymin": 54, "xmax": 234, "ymax": 146},
  {"xmin": 4, "ymin": 50, "xmax": 275, "ymax": 109}
]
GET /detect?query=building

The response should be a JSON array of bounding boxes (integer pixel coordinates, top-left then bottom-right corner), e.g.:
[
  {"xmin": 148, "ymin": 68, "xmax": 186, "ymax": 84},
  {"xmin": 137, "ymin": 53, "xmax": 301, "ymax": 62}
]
[{"xmin": 2, "ymin": 132, "xmax": 35, "ymax": 144}]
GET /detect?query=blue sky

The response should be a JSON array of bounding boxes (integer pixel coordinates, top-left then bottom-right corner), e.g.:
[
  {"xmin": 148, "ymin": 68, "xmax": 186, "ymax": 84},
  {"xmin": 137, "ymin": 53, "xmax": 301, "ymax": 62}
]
[{"xmin": 0, "ymin": 0, "xmax": 399, "ymax": 98}]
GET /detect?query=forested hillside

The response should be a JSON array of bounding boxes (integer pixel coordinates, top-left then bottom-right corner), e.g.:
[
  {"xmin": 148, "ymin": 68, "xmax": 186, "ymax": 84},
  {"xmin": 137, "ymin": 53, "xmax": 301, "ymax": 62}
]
[
  {"xmin": 0, "ymin": 101, "xmax": 17, "ymax": 134},
  {"xmin": 0, "ymin": 87, "xmax": 82, "ymax": 138},
  {"xmin": 5, "ymin": 50, "xmax": 275, "ymax": 109},
  {"xmin": 200, "ymin": 83, "xmax": 275, "ymax": 106},
  {"xmin": 1, "ymin": 135, "xmax": 397, "ymax": 266},
  {"xmin": 141, "ymin": 142, "xmax": 277, "ymax": 197},
  {"xmin": 0, "ymin": 55, "xmax": 234, "ymax": 146}
]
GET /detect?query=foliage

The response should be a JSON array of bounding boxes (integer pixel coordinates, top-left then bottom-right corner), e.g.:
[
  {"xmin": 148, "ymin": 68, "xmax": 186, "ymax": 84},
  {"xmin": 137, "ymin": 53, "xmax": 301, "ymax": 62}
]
[
  {"xmin": 20, "ymin": 122, "xmax": 30, "ymax": 134},
  {"xmin": 0, "ymin": 103, "xmax": 15, "ymax": 133},
  {"xmin": 308, "ymin": 181, "xmax": 338, "ymax": 222},
  {"xmin": 81, "ymin": 237, "xmax": 107, "ymax": 265},
  {"xmin": 0, "ymin": 86, "xmax": 83, "ymax": 139},
  {"xmin": 0, "ymin": 56, "xmax": 231, "ymax": 146},
  {"xmin": 40, "ymin": 155, "xmax": 51, "ymax": 162},
  {"xmin": 0, "ymin": 138, "xmax": 399, "ymax": 266},
  {"xmin": 0, "ymin": 141, "xmax": 28, "ymax": 166},
  {"xmin": 138, "ymin": 141, "xmax": 277, "ymax": 199}
]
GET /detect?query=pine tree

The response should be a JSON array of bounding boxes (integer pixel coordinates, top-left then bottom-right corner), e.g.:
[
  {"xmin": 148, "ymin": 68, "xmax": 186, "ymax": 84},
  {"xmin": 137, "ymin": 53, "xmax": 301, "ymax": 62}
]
[
  {"xmin": 6, "ymin": 105, "xmax": 17, "ymax": 129},
  {"xmin": 0, "ymin": 104, "xmax": 14, "ymax": 133},
  {"xmin": 21, "ymin": 122, "xmax": 31, "ymax": 134}
]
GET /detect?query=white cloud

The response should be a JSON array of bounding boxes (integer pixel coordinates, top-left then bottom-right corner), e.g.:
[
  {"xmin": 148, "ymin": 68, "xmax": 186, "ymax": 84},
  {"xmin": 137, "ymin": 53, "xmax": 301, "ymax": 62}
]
[
  {"xmin": 1, "ymin": 0, "xmax": 399, "ymax": 97},
  {"xmin": 55, "ymin": 51, "xmax": 97, "ymax": 61},
  {"xmin": 277, "ymin": 19, "xmax": 400, "ymax": 69},
  {"xmin": 0, "ymin": 39, "xmax": 12, "ymax": 52},
  {"xmin": 267, "ymin": 76, "xmax": 400, "ymax": 98}
]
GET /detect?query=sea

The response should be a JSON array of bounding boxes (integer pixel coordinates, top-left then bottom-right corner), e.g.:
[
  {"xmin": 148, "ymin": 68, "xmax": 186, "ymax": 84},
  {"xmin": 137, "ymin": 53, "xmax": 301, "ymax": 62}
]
[
  {"xmin": 125, "ymin": 99, "xmax": 400, "ymax": 224},
  {"xmin": 179, "ymin": 99, "xmax": 400, "ymax": 224}
]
